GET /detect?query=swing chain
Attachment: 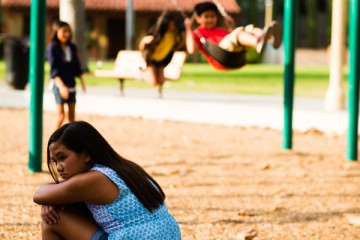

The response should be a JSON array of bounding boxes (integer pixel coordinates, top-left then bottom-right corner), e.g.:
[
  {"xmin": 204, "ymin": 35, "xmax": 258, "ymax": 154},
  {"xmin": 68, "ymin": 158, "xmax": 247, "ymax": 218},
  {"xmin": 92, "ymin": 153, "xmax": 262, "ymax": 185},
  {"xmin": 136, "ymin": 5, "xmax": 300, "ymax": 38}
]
[
  {"xmin": 170, "ymin": 0, "xmax": 188, "ymax": 19},
  {"xmin": 212, "ymin": 0, "xmax": 229, "ymax": 17}
]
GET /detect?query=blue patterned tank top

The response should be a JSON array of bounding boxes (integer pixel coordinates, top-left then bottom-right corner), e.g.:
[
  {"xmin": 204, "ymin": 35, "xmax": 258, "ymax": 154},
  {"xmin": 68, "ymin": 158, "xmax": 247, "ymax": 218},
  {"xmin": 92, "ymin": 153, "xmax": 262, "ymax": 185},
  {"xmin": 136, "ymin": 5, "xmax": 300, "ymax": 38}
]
[{"xmin": 85, "ymin": 164, "xmax": 181, "ymax": 240}]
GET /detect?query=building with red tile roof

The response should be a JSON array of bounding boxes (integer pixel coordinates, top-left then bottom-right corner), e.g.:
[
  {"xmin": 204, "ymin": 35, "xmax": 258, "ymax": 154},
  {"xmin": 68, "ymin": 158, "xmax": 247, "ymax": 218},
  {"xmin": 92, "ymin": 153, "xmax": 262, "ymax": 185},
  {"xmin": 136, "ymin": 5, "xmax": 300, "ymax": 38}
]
[
  {"xmin": 1, "ymin": 0, "xmax": 241, "ymax": 58},
  {"xmin": 2, "ymin": 0, "xmax": 240, "ymax": 12}
]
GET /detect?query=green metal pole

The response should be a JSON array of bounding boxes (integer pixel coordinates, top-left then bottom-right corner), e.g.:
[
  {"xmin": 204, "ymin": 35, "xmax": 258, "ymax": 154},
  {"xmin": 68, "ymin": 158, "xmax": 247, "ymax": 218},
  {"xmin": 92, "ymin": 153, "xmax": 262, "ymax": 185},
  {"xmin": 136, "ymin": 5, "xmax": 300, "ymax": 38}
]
[
  {"xmin": 282, "ymin": 0, "xmax": 298, "ymax": 149},
  {"xmin": 347, "ymin": 0, "xmax": 360, "ymax": 161},
  {"xmin": 28, "ymin": 0, "xmax": 46, "ymax": 172}
]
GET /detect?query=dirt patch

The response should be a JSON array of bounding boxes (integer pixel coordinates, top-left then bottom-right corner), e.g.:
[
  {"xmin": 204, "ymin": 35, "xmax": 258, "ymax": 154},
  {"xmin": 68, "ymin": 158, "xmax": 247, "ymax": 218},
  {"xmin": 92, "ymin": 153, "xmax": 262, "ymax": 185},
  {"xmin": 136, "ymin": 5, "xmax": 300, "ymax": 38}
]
[{"xmin": 0, "ymin": 108, "xmax": 359, "ymax": 239}]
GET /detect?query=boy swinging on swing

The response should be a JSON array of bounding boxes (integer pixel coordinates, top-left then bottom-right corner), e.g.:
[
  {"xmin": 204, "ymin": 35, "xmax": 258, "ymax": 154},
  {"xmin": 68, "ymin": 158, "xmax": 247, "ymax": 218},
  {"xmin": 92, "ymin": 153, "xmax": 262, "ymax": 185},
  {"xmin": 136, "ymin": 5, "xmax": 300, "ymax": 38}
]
[{"xmin": 184, "ymin": 1, "xmax": 282, "ymax": 70}]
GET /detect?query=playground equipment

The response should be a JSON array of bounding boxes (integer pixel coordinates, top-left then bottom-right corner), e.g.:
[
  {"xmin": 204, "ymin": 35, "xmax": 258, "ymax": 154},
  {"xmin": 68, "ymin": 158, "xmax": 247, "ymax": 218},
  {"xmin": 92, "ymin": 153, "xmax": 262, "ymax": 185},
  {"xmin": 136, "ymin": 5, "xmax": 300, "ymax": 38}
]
[
  {"xmin": 195, "ymin": 0, "xmax": 248, "ymax": 69},
  {"xmin": 28, "ymin": 0, "xmax": 45, "ymax": 172},
  {"xmin": 282, "ymin": 0, "xmax": 296, "ymax": 149},
  {"xmin": 198, "ymin": 38, "xmax": 247, "ymax": 69},
  {"xmin": 28, "ymin": 0, "xmax": 360, "ymax": 173},
  {"xmin": 347, "ymin": 0, "xmax": 360, "ymax": 160}
]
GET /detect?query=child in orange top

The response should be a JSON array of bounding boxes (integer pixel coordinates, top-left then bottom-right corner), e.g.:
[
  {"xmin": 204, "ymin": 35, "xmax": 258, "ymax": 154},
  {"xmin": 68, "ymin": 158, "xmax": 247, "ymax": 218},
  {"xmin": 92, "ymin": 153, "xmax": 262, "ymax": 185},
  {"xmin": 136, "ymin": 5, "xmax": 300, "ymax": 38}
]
[{"xmin": 184, "ymin": 1, "xmax": 281, "ymax": 70}]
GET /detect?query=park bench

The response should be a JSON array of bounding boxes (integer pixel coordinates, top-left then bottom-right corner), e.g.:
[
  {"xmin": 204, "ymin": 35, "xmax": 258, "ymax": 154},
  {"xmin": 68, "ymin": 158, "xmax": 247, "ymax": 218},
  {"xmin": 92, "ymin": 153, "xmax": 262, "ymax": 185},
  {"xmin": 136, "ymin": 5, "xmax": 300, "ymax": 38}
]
[{"xmin": 94, "ymin": 50, "xmax": 187, "ymax": 96}]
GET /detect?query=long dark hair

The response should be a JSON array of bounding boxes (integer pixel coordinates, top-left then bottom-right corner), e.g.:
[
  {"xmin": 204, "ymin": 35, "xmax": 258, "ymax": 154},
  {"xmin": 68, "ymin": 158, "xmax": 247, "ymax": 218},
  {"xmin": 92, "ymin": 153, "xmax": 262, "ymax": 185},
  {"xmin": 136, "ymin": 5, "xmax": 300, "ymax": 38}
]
[
  {"xmin": 50, "ymin": 20, "xmax": 72, "ymax": 44},
  {"xmin": 194, "ymin": 1, "xmax": 219, "ymax": 16},
  {"xmin": 47, "ymin": 121, "xmax": 165, "ymax": 212},
  {"xmin": 142, "ymin": 11, "xmax": 181, "ymax": 64},
  {"xmin": 148, "ymin": 11, "xmax": 177, "ymax": 43}
]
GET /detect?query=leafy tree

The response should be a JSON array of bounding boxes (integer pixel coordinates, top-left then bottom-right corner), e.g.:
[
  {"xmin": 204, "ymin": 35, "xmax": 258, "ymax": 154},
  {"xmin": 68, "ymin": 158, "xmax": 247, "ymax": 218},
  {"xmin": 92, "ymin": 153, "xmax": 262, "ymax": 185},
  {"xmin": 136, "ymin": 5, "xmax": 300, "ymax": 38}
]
[{"xmin": 236, "ymin": 0, "xmax": 260, "ymax": 25}]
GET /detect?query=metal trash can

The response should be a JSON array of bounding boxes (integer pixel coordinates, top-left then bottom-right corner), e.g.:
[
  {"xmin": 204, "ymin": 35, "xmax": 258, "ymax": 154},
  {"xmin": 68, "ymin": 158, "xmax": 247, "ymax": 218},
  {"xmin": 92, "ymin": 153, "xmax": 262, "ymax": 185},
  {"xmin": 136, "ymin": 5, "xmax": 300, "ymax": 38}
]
[{"xmin": 3, "ymin": 36, "xmax": 30, "ymax": 90}]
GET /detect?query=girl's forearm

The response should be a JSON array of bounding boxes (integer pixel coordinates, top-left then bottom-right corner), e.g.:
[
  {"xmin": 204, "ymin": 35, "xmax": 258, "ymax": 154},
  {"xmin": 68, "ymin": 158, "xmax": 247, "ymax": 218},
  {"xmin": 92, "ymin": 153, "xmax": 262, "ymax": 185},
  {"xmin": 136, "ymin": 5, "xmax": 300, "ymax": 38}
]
[
  {"xmin": 139, "ymin": 35, "xmax": 154, "ymax": 50},
  {"xmin": 79, "ymin": 75, "xmax": 86, "ymax": 92},
  {"xmin": 33, "ymin": 183, "xmax": 58, "ymax": 205},
  {"xmin": 185, "ymin": 29, "xmax": 197, "ymax": 54}
]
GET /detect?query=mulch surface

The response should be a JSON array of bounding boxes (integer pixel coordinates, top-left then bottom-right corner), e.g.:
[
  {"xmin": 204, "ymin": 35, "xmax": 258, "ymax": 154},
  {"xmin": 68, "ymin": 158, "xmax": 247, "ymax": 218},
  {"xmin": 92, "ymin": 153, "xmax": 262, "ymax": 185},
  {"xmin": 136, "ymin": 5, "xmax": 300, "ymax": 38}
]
[{"xmin": 0, "ymin": 108, "xmax": 359, "ymax": 239}]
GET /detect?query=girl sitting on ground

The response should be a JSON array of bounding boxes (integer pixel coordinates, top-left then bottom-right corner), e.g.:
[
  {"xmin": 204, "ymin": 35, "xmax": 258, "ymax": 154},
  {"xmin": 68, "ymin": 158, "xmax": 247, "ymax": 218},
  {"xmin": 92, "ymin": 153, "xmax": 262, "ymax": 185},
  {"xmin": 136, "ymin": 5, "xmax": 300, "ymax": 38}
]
[{"xmin": 33, "ymin": 121, "xmax": 181, "ymax": 240}]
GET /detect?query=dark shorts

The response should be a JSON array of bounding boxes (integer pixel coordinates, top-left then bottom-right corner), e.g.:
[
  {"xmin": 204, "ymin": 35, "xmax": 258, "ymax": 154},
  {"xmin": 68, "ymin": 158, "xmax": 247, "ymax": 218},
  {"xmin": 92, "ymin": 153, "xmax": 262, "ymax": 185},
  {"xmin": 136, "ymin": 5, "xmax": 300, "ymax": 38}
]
[
  {"xmin": 149, "ymin": 51, "xmax": 174, "ymax": 67},
  {"xmin": 53, "ymin": 86, "xmax": 76, "ymax": 104},
  {"xmin": 91, "ymin": 228, "xmax": 108, "ymax": 240}
]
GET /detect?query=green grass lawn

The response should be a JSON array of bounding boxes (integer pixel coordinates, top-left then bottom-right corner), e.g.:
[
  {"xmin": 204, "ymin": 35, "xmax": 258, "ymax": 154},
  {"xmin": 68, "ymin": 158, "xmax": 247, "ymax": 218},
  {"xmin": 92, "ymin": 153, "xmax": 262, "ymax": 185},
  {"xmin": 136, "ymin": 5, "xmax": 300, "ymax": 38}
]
[
  {"xmin": 0, "ymin": 60, "xmax": 345, "ymax": 98},
  {"xmin": 86, "ymin": 61, "xmax": 340, "ymax": 98}
]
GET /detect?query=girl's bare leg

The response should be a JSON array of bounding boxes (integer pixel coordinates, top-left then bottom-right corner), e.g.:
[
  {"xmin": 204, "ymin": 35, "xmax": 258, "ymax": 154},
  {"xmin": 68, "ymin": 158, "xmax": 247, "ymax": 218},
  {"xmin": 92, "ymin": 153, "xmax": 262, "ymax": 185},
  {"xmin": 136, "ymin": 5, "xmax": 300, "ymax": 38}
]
[
  {"xmin": 41, "ymin": 209, "xmax": 99, "ymax": 240},
  {"xmin": 144, "ymin": 66, "xmax": 158, "ymax": 86},
  {"xmin": 67, "ymin": 103, "xmax": 76, "ymax": 123},
  {"xmin": 157, "ymin": 67, "xmax": 165, "ymax": 98},
  {"xmin": 251, "ymin": 23, "xmax": 282, "ymax": 50},
  {"xmin": 55, "ymin": 104, "xmax": 65, "ymax": 129},
  {"xmin": 248, "ymin": 27, "xmax": 264, "ymax": 40},
  {"xmin": 236, "ymin": 31, "xmax": 259, "ymax": 48}
]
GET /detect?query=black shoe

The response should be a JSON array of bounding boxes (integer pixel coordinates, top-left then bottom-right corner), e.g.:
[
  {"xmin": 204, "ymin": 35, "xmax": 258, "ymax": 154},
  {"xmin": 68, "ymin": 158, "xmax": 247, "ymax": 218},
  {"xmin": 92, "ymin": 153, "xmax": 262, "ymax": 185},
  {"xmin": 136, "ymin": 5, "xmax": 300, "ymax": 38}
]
[
  {"xmin": 271, "ymin": 21, "xmax": 282, "ymax": 49},
  {"xmin": 256, "ymin": 26, "xmax": 272, "ymax": 54}
]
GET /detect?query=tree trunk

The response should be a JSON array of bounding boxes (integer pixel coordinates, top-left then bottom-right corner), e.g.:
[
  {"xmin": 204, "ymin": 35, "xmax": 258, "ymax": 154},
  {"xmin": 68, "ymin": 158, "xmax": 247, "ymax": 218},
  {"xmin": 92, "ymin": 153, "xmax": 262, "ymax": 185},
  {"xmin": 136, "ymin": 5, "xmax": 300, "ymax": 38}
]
[
  {"xmin": 236, "ymin": 0, "xmax": 259, "ymax": 25},
  {"xmin": 326, "ymin": 0, "xmax": 332, "ymax": 46},
  {"xmin": 59, "ymin": 0, "xmax": 89, "ymax": 72},
  {"xmin": 305, "ymin": 0, "xmax": 317, "ymax": 48},
  {"xmin": 248, "ymin": 0, "xmax": 259, "ymax": 25}
]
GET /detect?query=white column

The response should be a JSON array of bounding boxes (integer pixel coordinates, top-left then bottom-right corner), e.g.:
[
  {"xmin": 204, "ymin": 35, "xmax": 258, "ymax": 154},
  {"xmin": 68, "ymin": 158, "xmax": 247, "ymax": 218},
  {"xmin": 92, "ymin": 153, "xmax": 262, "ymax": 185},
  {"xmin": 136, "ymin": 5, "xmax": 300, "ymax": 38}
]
[
  {"xmin": 126, "ymin": 0, "xmax": 135, "ymax": 50},
  {"xmin": 265, "ymin": 0, "xmax": 273, "ymax": 26},
  {"xmin": 325, "ymin": 0, "xmax": 346, "ymax": 111},
  {"xmin": 60, "ymin": 0, "xmax": 88, "ymax": 71}
]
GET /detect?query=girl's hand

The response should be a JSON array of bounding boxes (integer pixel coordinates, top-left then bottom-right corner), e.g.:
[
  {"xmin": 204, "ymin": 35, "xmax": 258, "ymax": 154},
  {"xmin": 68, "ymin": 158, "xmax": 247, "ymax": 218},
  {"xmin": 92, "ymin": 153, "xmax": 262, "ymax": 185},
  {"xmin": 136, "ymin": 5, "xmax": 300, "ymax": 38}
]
[
  {"xmin": 143, "ymin": 35, "xmax": 154, "ymax": 45},
  {"xmin": 184, "ymin": 17, "xmax": 193, "ymax": 30},
  {"xmin": 81, "ymin": 84, "xmax": 86, "ymax": 93},
  {"xmin": 41, "ymin": 205, "xmax": 61, "ymax": 224},
  {"xmin": 79, "ymin": 76, "xmax": 86, "ymax": 93},
  {"xmin": 139, "ymin": 35, "xmax": 154, "ymax": 50},
  {"xmin": 59, "ymin": 86, "xmax": 69, "ymax": 100}
]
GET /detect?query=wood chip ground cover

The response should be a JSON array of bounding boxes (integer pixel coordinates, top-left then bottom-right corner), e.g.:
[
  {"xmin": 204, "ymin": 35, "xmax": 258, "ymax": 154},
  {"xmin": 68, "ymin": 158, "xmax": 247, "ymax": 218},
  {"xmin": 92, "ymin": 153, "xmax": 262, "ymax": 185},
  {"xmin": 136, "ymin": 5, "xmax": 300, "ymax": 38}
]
[{"xmin": 0, "ymin": 109, "xmax": 359, "ymax": 239}]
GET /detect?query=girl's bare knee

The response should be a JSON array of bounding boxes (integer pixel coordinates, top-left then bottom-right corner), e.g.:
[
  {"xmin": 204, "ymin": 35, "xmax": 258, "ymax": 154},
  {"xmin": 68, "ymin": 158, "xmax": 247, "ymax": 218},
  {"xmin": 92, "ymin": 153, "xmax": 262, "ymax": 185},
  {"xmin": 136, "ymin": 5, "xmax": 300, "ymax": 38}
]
[
  {"xmin": 41, "ymin": 220, "xmax": 48, "ymax": 231},
  {"xmin": 41, "ymin": 220, "xmax": 58, "ymax": 235},
  {"xmin": 41, "ymin": 209, "xmax": 99, "ymax": 239}
]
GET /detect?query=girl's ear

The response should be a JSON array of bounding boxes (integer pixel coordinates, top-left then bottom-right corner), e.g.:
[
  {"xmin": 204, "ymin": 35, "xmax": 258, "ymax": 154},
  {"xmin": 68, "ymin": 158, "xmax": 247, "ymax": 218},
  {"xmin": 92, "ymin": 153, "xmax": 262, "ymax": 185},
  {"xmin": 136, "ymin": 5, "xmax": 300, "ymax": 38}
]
[{"xmin": 82, "ymin": 151, "xmax": 92, "ymax": 163}]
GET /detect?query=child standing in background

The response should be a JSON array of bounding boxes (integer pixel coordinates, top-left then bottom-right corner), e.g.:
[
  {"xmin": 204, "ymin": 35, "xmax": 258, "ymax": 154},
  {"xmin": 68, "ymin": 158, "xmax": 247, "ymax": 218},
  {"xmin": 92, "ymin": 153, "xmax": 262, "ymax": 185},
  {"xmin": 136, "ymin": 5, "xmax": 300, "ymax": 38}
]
[
  {"xmin": 48, "ymin": 21, "xmax": 86, "ymax": 129},
  {"xmin": 139, "ymin": 12, "xmax": 185, "ymax": 98}
]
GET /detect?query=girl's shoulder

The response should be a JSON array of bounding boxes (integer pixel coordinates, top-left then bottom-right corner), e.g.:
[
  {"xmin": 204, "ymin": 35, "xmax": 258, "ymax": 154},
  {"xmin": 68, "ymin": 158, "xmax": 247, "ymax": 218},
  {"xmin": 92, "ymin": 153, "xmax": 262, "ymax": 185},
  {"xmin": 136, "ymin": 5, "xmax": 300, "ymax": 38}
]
[
  {"xmin": 91, "ymin": 164, "xmax": 115, "ymax": 174},
  {"xmin": 91, "ymin": 163, "xmax": 112, "ymax": 170},
  {"xmin": 90, "ymin": 164, "xmax": 127, "ymax": 190},
  {"xmin": 90, "ymin": 164, "xmax": 120, "ymax": 180}
]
